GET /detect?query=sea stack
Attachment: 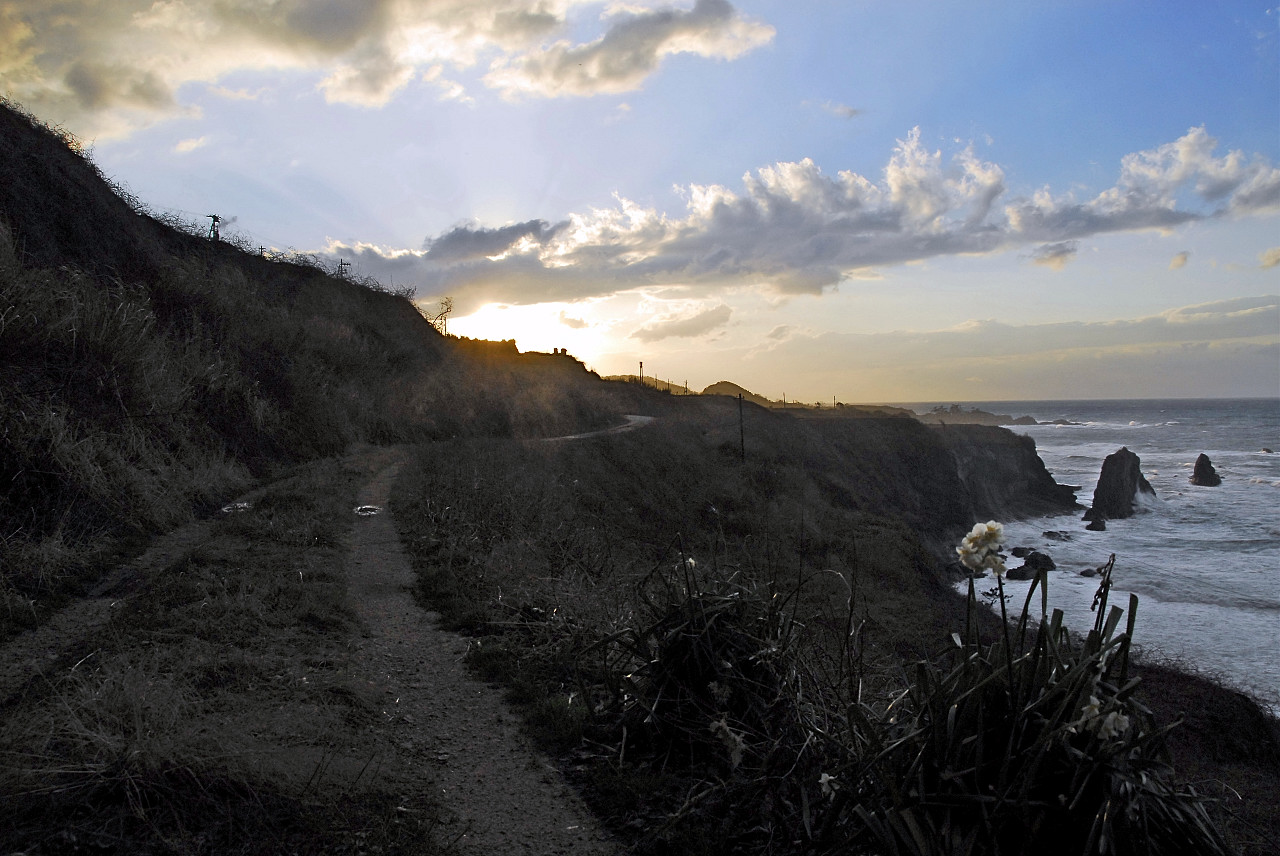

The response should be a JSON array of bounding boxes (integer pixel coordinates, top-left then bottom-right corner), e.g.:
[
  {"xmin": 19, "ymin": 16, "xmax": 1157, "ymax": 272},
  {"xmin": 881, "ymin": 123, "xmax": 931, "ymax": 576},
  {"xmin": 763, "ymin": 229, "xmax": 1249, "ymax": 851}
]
[
  {"xmin": 1190, "ymin": 453, "xmax": 1222, "ymax": 486},
  {"xmin": 1083, "ymin": 447, "xmax": 1156, "ymax": 522}
]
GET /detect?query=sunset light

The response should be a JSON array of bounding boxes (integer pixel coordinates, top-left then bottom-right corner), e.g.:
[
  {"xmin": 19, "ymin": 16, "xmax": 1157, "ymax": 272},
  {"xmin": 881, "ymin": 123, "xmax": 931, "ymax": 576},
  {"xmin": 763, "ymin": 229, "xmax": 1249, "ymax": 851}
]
[{"xmin": 2, "ymin": 0, "xmax": 1275, "ymax": 400}]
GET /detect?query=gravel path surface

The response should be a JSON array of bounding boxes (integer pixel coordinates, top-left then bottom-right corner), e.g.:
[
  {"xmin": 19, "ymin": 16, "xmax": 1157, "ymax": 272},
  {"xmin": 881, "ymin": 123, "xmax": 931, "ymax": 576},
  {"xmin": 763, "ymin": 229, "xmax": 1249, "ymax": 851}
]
[{"xmin": 345, "ymin": 447, "xmax": 617, "ymax": 855}]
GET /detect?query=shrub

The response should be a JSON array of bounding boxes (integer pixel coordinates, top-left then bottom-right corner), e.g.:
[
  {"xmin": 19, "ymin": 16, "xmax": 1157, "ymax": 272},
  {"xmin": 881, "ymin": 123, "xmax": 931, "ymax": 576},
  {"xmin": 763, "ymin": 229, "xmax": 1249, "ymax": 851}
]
[{"xmin": 813, "ymin": 549, "xmax": 1234, "ymax": 856}]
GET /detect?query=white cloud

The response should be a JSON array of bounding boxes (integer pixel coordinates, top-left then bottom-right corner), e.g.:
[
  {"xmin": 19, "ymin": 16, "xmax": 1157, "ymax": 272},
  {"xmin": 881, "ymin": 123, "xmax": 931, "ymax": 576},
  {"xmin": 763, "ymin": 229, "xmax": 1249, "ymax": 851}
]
[
  {"xmin": 1169, "ymin": 250, "xmax": 1190, "ymax": 270},
  {"xmin": 330, "ymin": 127, "xmax": 1278, "ymax": 313},
  {"xmin": 484, "ymin": 0, "xmax": 774, "ymax": 98},
  {"xmin": 1030, "ymin": 241, "xmax": 1078, "ymax": 270},
  {"xmin": 173, "ymin": 135, "xmax": 208, "ymax": 153},
  {"xmin": 822, "ymin": 101, "xmax": 861, "ymax": 119},
  {"xmin": 1006, "ymin": 127, "xmax": 1280, "ymax": 240},
  {"xmin": 630, "ymin": 302, "xmax": 732, "ymax": 341},
  {"xmin": 1260, "ymin": 246, "xmax": 1280, "ymax": 269},
  {"xmin": 0, "ymin": 0, "xmax": 771, "ymax": 137},
  {"xmin": 559, "ymin": 310, "xmax": 590, "ymax": 328}
]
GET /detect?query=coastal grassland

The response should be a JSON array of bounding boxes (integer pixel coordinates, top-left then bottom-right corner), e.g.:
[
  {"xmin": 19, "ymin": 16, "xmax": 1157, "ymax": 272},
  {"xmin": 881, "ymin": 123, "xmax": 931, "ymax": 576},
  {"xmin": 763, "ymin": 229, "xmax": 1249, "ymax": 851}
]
[
  {"xmin": 0, "ymin": 212, "xmax": 623, "ymax": 641},
  {"xmin": 0, "ymin": 457, "xmax": 451, "ymax": 855},
  {"xmin": 0, "ymin": 219, "xmax": 430, "ymax": 636},
  {"xmin": 392, "ymin": 412, "xmax": 1257, "ymax": 855}
]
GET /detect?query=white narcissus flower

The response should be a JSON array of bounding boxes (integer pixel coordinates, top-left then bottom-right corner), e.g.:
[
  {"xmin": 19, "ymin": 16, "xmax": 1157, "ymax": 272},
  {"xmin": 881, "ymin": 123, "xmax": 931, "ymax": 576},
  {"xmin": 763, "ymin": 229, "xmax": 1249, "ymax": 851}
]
[
  {"xmin": 1075, "ymin": 694, "xmax": 1131, "ymax": 740},
  {"xmin": 1097, "ymin": 710, "xmax": 1131, "ymax": 740},
  {"xmin": 957, "ymin": 520, "xmax": 1007, "ymax": 574}
]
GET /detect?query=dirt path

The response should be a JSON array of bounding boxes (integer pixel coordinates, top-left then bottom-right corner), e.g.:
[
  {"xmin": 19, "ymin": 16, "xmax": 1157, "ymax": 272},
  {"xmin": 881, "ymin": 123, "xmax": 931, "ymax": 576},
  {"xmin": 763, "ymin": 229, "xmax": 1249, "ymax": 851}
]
[
  {"xmin": 543, "ymin": 414, "xmax": 654, "ymax": 442},
  {"xmin": 1, "ymin": 443, "xmax": 621, "ymax": 853},
  {"xmin": 343, "ymin": 446, "xmax": 617, "ymax": 855}
]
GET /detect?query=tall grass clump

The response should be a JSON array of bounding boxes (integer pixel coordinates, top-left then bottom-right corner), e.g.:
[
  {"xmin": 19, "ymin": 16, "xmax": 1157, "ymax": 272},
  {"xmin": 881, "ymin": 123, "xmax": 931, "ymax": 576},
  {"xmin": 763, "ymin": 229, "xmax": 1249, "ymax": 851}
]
[
  {"xmin": 806, "ymin": 529, "xmax": 1232, "ymax": 856},
  {"xmin": 583, "ymin": 526, "xmax": 1234, "ymax": 854}
]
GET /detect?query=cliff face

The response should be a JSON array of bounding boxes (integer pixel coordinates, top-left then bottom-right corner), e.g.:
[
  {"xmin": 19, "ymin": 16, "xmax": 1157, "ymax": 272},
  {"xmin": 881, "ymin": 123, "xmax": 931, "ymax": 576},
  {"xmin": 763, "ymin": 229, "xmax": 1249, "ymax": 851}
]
[
  {"xmin": 933, "ymin": 424, "xmax": 1080, "ymax": 524},
  {"xmin": 751, "ymin": 416, "xmax": 1078, "ymax": 540}
]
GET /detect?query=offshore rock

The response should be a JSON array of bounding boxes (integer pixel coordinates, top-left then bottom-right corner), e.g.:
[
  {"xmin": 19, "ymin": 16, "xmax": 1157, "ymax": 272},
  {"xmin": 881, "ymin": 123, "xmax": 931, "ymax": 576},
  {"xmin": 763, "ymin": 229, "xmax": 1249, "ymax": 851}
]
[
  {"xmin": 1084, "ymin": 447, "xmax": 1155, "ymax": 521},
  {"xmin": 1007, "ymin": 550, "xmax": 1055, "ymax": 581},
  {"xmin": 1190, "ymin": 453, "xmax": 1222, "ymax": 486}
]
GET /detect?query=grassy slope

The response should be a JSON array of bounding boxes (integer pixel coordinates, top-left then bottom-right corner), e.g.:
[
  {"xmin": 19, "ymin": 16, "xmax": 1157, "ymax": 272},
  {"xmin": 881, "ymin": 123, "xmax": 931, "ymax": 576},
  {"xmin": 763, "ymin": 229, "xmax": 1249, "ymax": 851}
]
[{"xmin": 0, "ymin": 100, "xmax": 623, "ymax": 636}]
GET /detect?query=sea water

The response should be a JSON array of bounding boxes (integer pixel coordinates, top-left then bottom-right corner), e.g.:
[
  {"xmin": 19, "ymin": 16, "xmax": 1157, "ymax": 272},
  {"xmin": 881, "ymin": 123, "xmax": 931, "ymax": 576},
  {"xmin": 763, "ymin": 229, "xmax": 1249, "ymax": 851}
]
[{"xmin": 914, "ymin": 399, "xmax": 1280, "ymax": 704}]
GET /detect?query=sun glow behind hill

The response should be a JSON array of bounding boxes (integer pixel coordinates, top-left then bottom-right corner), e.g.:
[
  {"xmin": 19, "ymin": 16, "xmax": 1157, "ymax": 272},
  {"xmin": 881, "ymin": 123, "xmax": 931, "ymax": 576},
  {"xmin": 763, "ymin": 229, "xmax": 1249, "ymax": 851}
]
[{"xmin": 446, "ymin": 301, "xmax": 615, "ymax": 369}]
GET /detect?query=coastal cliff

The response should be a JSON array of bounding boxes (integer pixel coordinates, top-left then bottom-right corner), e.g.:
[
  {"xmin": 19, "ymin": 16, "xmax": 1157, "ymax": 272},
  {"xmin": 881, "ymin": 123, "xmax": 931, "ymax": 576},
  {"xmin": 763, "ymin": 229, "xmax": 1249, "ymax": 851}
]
[
  {"xmin": 936, "ymin": 424, "xmax": 1080, "ymax": 522},
  {"xmin": 699, "ymin": 405, "xmax": 1079, "ymax": 540}
]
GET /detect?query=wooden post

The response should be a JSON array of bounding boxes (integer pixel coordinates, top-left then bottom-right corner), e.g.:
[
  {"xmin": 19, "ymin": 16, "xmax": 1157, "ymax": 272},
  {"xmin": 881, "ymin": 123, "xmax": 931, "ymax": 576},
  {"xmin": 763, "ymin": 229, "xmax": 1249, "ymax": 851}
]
[{"xmin": 738, "ymin": 394, "xmax": 746, "ymax": 463}]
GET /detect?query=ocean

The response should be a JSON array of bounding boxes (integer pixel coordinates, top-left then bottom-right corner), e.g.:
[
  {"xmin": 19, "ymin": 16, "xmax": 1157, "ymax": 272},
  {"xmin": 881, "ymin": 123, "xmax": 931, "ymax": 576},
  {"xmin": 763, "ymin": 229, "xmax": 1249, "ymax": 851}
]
[{"xmin": 911, "ymin": 399, "xmax": 1280, "ymax": 704}]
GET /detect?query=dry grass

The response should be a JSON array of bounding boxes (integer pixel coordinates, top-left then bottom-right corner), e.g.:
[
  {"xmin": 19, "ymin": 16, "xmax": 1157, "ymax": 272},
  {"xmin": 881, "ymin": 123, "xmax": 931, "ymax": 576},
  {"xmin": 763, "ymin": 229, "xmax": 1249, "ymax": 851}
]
[{"xmin": 0, "ymin": 459, "xmax": 453, "ymax": 855}]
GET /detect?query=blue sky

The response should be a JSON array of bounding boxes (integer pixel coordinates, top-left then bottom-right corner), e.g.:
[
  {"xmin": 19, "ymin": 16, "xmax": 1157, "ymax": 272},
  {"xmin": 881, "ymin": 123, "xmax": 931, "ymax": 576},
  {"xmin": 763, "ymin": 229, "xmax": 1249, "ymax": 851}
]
[{"xmin": 3, "ymin": 1, "xmax": 1277, "ymax": 401}]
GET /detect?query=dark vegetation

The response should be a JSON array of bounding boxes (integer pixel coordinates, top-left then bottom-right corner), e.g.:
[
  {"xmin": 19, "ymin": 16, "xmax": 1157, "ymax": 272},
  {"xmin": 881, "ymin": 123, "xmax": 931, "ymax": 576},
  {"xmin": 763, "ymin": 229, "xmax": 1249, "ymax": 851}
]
[
  {"xmin": 391, "ymin": 409, "xmax": 1277, "ymax": 855},
  {"xmin": 3, "ymin": 96, "xmax": 1278, "ymax": 853}
]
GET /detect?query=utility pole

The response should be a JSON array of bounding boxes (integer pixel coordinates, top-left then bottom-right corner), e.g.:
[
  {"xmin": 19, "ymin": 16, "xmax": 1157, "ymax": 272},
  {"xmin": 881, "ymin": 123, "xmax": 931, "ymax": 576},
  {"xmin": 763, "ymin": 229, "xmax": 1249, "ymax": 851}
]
[
  {"xmin": 206, "ymin": 214, "xmax": 221, "ymax": 242},
  {"xmin": 639, "ymin": 361, "xmax": 643, "ymax": 386},
  {"xmin": 337, "ymin": 259, "xmax": 351, "ymax": 278},
  {"xmin": 738, "ymin": 393, "xmax": 746, "ymax": 462}
]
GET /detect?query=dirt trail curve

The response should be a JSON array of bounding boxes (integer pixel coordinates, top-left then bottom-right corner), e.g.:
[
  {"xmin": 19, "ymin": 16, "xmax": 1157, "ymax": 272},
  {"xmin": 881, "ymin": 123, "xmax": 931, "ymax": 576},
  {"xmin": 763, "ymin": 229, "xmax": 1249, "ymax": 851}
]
[{"xmin": 346, "ymin": 446, "xmax": 616, "ymax": 855}]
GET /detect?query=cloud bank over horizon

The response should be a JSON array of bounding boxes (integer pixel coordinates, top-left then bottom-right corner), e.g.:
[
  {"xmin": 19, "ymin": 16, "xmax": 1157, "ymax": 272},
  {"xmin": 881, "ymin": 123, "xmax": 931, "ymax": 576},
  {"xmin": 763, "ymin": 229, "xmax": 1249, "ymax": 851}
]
[
  {"xmin": 721, "ymin": 295, "xmax": 1280, "ymax": 401},
  {"xmin": 0, "ymin": 0, "xmax": 772, "ymax": 137},
  {"xmin": 329, "ymin": 126, "xmax": 1280, "ymax": 314}
]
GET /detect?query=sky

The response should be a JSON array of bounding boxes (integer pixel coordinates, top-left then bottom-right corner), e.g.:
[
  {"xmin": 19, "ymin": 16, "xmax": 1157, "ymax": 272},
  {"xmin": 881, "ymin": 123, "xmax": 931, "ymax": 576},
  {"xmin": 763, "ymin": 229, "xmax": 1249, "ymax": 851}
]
[{"xmin": 3, "ymin": 0, "xmax": 1278, "ymax": 402}]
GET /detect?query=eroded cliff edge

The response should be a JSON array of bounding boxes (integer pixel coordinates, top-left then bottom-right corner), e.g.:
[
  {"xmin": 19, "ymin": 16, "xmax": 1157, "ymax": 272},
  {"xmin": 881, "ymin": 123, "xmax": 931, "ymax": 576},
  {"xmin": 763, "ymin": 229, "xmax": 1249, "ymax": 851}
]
[
  {"xmin": 934, "ymin": 423, "xmax": 1081, "ymax": 523},
  {"xmin": 711, "ymin": 406, "xmax": 1080, "ymax": 543}
]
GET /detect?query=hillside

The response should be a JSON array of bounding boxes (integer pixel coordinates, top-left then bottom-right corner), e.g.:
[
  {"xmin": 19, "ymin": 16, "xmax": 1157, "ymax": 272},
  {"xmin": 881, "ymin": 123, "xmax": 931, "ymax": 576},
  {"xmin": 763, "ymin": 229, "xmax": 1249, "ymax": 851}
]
[
  {"xmin": 1, "ymin": 97, "xmax": 1276, "ymax": 855},
  {"xmin": 0, "ymin": 99, "xmax": 622, "ymax": 629}
]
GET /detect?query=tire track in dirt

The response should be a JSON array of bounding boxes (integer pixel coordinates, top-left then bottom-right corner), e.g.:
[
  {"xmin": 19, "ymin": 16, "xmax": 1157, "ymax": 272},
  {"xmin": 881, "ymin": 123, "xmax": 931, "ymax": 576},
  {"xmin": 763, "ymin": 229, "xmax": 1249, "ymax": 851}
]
[
  {"xmin": 345, "ymin": 447, "xmax": 617, "ymax": 855},
  {"xmin": 0, "ymin": 521, "xmax": 217, "ymax": 707}
]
